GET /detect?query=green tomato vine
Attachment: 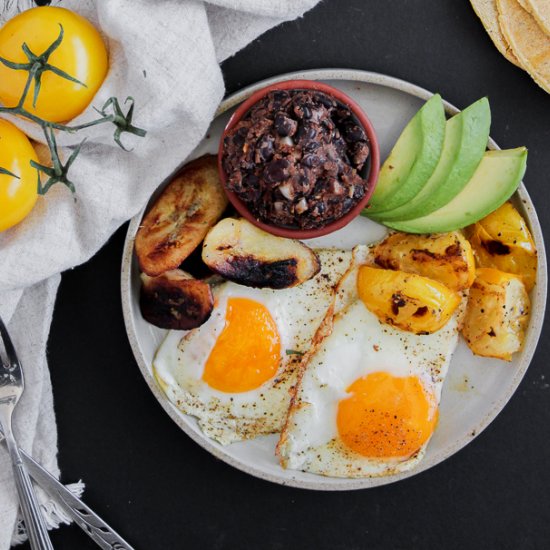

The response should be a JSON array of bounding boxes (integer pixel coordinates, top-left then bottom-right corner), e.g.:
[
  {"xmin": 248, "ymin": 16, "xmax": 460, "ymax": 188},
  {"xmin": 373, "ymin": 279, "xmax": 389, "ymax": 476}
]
[{"xmin": 0, "ymin": 24, "xmax": 146, "ymax": 195}]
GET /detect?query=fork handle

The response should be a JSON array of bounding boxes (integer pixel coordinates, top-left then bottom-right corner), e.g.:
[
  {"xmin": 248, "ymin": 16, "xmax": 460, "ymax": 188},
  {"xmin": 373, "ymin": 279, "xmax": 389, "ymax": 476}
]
[
  {"xmin": 8, "ymin": 442, "xmax": 54, "ymax": 550},
  {"xmin": 21, "ymin": 448, "xmax": 135, "ymax": 550}
]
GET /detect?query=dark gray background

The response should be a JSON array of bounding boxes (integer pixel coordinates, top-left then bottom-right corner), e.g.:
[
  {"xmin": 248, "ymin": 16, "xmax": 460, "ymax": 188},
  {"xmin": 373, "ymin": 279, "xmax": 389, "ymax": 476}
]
[{"xmin": 24, "ymin": 0, "xmax": 550, "ymax": 549}]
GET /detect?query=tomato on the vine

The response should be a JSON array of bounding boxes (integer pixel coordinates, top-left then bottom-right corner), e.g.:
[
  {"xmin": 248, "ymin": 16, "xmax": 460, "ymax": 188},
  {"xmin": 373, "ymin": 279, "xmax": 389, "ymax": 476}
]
[
  {"xmin": 0, "ymin": 119, "xmax": 39, "ymax": 231},
  {"xmin": 0, "ymin": 6, "xmax": 109, "ymax": 123}
]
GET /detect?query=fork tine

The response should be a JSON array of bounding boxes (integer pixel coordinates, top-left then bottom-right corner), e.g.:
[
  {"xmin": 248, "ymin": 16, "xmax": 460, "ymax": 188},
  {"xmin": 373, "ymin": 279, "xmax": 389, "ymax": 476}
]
[{"xmin": 0, "ymin": 315, "xmax": 21, "ymax": 371}]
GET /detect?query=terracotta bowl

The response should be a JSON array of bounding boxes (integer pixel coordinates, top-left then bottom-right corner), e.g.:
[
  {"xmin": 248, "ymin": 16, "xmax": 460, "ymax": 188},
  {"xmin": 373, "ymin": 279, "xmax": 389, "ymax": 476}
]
[{"xmin": 218, "ymin": 79, "xmax": 380, "ymax": 239}]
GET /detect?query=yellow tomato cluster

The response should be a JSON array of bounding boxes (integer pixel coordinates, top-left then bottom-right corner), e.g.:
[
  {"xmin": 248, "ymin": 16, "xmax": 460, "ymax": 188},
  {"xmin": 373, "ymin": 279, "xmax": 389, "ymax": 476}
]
[{"xmin": 0, "ymin": 7, "xmax": 108, "ymax": 231}]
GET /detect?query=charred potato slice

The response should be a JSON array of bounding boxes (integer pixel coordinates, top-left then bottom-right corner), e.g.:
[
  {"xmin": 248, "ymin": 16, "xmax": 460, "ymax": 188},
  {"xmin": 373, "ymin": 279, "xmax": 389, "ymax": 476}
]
[
  {"xmin": 372, "ymin": 231, "xmax": 475, "ymax": 292},
  {"xmin": 140, "ymin": 269, "xmax": 213, "ymax": 330},
  {"xmin": 202, "ymin": 218, "xmax": 320, "ymax": 289},
  {"xmin": 135, "ymin": 155, "xmax": 228, "ymax": 277},
  {"xmin": 467, "ymin": 202, "xmax": 537, "ymax": 291},
  {"xmin": 462, "ymin": 268, "xmax": 530, "ymax": 361}
]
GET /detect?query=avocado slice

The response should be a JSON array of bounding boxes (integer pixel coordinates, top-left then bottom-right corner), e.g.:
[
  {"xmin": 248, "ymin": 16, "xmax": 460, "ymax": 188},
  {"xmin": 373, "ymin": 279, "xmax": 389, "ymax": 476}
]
[
  {"xmin": 385, "ymin": 147, "xmax": 527, "ymax": 234},
  {"xmin": 373, "ymin": 98, "xmax": 491, "ymax": 222},
  {"xmin": 366, "ymin": 94, "xmax": 445, "ymax": 214}
]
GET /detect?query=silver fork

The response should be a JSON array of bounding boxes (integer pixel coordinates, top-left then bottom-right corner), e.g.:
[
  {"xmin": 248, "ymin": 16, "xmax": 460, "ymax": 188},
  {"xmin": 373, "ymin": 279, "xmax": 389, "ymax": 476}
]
[
  {"xmin": 0, "ymin": 316, "xmax": 54, "ymax": 550},
  {"xmin": 0, "ymin": 316, "xmax": 135, "ymax": 549},
  {"xmin": 0, "ymin": 427, "xmax": 135, "ymax": 550}
]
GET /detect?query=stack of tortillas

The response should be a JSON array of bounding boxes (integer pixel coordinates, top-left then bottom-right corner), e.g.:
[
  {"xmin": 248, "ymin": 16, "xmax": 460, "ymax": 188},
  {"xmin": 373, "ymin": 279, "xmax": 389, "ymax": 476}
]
[{"xmin": 470, "ymin": 0, "xmax": 550, "ymax": 93}]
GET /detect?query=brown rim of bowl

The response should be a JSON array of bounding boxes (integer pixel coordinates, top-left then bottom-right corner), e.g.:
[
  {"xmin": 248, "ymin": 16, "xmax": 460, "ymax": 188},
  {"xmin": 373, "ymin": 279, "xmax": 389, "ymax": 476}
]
[{"xmin": 217, "ymin": 79, "xmax": 380, "ymax": 239}]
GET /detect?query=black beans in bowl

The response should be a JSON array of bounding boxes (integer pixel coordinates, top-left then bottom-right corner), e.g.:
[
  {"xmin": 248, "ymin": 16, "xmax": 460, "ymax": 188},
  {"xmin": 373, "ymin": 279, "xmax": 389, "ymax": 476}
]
[{"xmin": 221, "ymin": 89, "xmax": 371, "ymax": 230}]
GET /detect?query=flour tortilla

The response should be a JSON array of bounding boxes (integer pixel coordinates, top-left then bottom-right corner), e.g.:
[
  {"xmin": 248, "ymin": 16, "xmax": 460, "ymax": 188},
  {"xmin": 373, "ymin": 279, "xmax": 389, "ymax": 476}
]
[
  {"xmin": 470, "ymin": 0, "xmax": 521, "ymax": 66},
  {"xmin": 521, "ymin": 0, "xmax": 550, "ymax": 37},
  {"xmin": 497, "ymin": 0, "xmax": 550, "ymax": 94}
]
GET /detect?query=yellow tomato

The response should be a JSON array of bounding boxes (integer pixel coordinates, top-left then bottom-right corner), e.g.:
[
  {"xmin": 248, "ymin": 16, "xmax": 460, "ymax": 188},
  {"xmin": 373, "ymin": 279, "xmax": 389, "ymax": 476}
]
[
  {"xmin": 0, "ymin": 7, "xmax": 108, "ymax": 122},
  {"xmin": 0, "ymin": 119, "xmax": 38, "ymax": 231}
]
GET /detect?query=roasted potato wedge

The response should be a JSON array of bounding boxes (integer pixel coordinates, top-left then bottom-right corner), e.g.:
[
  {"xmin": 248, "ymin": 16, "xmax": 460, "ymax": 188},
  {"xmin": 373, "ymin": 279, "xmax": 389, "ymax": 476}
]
[
  {"xmin": 372, "ymin": 231, "xmax": 475, "ymax": 292},
  {"xmin": 467, "ymin": 202, "xmax": 537, "ymax": 291},
  {"xmin": 202, "ymin": 218, "xmax": 320, "ymax": 289},
  {"xmin": 135, "ymin": 155, "xmax": 228, "ymax": 277},
  {"xmin": 462, "ymin": 268, "xmax": 530, "ymax": 361},
  {"xmin": 140, "ymin": 269, "xmax": 214, "ymax": 330}
]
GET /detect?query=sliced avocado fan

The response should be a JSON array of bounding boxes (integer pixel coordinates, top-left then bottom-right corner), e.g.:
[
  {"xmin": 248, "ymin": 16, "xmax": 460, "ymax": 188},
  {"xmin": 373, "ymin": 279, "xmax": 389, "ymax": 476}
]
[
  {"xmin": 374, "ymin": 97, "xmax": 491, "ymax": 222},
  {"xmin": 366, "ymin": 94, "xmax": 446, "ymax": 214},
  {"xmin": 386, "ymin": 147, "xmax": 527, "ymax": 234}
]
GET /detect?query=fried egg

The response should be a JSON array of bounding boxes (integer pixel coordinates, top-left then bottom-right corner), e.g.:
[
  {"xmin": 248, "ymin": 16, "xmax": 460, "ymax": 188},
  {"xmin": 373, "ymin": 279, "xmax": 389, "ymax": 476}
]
[
  {"xmin": 277, "ymin": 246, "xmax": 467, "ymax": 478},
  {"xmin": 153, "ymin": 249, "xmax": 351, "ymax": 445}
]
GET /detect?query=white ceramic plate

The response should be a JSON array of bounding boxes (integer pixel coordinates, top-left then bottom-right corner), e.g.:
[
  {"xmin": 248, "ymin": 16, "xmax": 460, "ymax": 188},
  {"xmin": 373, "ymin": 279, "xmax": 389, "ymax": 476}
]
[{"xmin": 121, "ymin": 69, "xmax": 547, "ymax": 490}]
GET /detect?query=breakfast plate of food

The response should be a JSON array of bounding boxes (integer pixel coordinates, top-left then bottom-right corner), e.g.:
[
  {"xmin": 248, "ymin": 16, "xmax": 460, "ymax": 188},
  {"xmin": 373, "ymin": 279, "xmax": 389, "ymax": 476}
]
[{"xmin": 121, "ymin": 68, "xmax": 546, "ymax": 490}]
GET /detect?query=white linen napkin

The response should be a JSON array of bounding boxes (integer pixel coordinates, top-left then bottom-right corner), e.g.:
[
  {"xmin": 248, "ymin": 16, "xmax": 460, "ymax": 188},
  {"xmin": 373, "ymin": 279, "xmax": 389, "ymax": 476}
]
[{"xmin": 0, "ymin": 0, "xmax": 320, "ymax": 546}]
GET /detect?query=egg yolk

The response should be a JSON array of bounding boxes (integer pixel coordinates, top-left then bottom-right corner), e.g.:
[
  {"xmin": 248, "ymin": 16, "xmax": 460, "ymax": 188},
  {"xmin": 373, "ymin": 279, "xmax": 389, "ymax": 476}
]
[
  {"xmin": 202, "ymin": 297, "xmax": 281, "ymax": 393},
  {"xmin": 337, "ymin": 372, "xmax": 437, "ymax": 458}
]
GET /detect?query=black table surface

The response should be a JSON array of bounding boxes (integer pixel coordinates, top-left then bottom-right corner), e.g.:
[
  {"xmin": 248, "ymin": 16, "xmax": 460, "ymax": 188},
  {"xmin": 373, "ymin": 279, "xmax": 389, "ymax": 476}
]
[{"xmin": 22, "ymin": 1, "xmax": 550, "ymax": 549}]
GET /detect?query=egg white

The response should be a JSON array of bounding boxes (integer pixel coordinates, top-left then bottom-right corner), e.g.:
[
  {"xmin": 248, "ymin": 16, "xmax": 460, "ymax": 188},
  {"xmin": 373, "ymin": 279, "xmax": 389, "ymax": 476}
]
[
  {"xmin": 153, "ymin": 249, "xmax": 352, "ymax": 445},
  {"xmin": 278, "ymin": 246, "xmax": 467, "ymax": 477}
]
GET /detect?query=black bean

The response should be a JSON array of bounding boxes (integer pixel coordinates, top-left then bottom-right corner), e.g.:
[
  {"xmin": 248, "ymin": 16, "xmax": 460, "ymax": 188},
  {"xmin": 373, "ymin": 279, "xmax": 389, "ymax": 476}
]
[
  {"xmin": 317, "ymin": 94, "xmax": 337, "ymax": 109},
  {"xmin": 333, "ymin": 136, "xmax": 347, "ymax": 152},
  {"xmin": 302, "ymin": 154, "xmax": 320, "ymax": 168},
  {"xmin": 342, "ymin": 197, "xmax": 354, "ymax": 211},
  {"xmin": 295, "ymin": 124, "xmax": 317, "ymax": 142},
  {"xmin": 263, "ymin": 159, "xmax": 290, "ymax": 183},
  {"xmin": 293, "ymin": 100, "xmax": 314, "ymax": 120},
  {"xmin": 233, "ymin": 132, "xmax": 245, "ymax": 148},
  {"xmin": 344, "ymin": 124, "xmax": 366, "ymax": 142},
  {"xmin": 354, "ymin": 184, "xmax": 365, "ymax": 199},
  {"xmin": 321, "ymin": 117, "xmax": 335, "ymax": 131},
  {"xmin": 304, "ymin": 141, "xmax": 320, "ymax": 153},
  {"xmin": 256, "ymin": 135, "xmax": 275, "ymax": 162},
  {"xmin": 274, "ymin": 113, "xmax": 297, "ymax": 137},
  {"xmin": 270, "ymin": 91, "xmax": 290, "ymax": 110}
]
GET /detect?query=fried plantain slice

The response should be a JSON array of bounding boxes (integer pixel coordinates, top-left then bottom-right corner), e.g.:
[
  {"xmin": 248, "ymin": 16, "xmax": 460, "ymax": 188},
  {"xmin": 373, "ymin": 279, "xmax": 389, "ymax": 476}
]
[
  {"xmin": 140, "ymin": 269, "xmax": 214, "ymax": 330},
  {"xmin": 135, "ymin": 155, "xmax": 228, "ymax": 276},
  {"xmin": 202, "ymin": 217, "xmax": 320, "ymax": 289}
]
